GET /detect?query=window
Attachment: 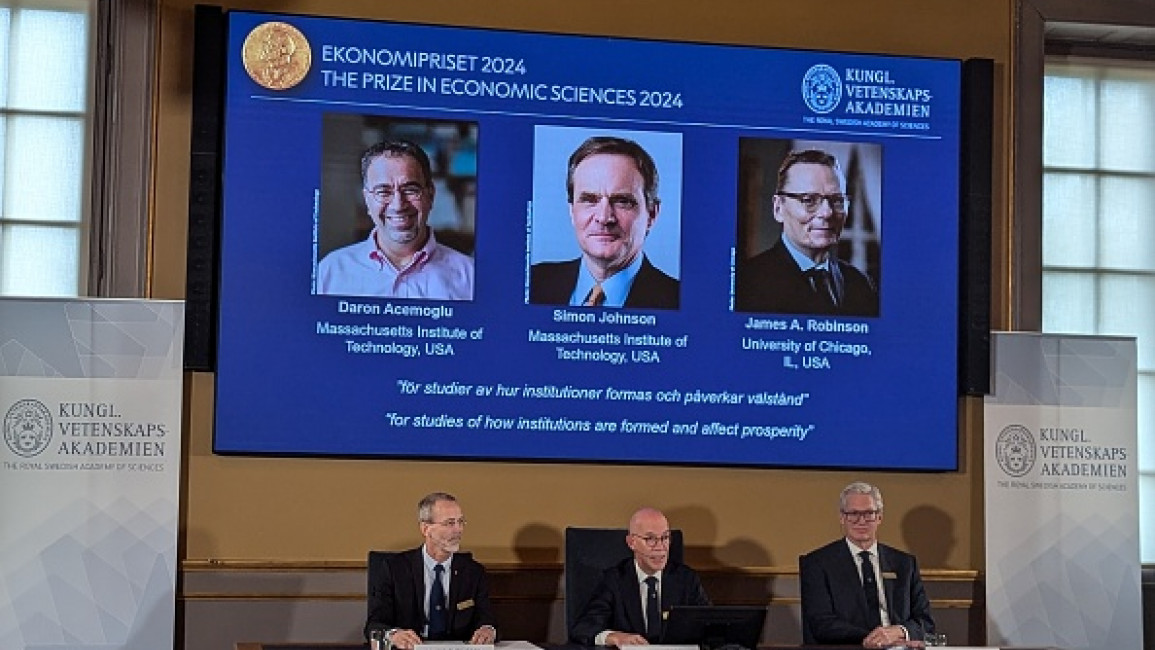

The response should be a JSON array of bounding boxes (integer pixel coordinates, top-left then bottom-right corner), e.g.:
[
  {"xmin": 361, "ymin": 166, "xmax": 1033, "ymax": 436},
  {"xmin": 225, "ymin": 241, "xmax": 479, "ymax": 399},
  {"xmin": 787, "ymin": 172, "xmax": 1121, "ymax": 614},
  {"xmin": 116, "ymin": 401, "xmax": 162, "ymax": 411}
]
[
  {"xmin": 0, "ymin": 1, "xmax": 91, "ymax": 296},
  {"xmin": 1043, "ymin": 59, "xmax": 1155, "ymax": 560}
]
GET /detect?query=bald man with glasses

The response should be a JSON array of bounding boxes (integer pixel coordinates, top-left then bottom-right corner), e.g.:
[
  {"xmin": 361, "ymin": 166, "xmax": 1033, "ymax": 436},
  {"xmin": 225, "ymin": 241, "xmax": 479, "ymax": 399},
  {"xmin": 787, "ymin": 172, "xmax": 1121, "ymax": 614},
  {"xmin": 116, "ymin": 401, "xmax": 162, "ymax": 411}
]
[
  {"xmin": 569, "ymin": 507, "xmax": 710, "ymax": 646},
  {"xmin": 800, "ymin": 482, "xmax": 934, "ymax": 647},
  {"xmin": 735, "ymin": 149, "xmax": 878, "ymax": 316}
]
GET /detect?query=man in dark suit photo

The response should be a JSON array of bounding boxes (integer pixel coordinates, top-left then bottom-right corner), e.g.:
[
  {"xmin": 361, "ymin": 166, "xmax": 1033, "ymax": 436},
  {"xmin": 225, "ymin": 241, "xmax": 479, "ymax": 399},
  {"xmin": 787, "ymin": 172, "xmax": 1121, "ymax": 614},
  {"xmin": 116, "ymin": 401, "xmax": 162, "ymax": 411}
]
[
  {"xmin": 569, "ymin": 507, "xmax": 710, "ymax": 646},
  {"xmin": 364, "ymin": 492, "xmax": 496, "ymax": 648},
  {"xmin": 735, "ymin": 149, "xmax": 879, "ymax": 317},
  {"xmin": 530, "ymin": 136, "xmax": 680, "ymax": 309},
  {"xmin": 800, "ymin": 481, "xmax": 934, "ymax": 646}
]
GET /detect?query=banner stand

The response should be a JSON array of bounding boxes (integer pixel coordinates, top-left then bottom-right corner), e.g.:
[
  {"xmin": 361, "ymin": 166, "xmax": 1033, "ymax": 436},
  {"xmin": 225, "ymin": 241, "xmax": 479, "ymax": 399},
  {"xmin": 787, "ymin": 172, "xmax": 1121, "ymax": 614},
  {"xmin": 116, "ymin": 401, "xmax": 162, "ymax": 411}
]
[{"xmin": 0, "ymin": 298, "xmax": 184, "ymax": 650}]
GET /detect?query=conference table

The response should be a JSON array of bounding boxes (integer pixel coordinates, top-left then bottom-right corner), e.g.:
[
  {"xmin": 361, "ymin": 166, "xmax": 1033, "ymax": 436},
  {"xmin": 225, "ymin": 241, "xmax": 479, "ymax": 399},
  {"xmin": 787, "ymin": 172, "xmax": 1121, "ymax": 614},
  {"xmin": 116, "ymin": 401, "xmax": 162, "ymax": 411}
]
[{"xmin": 234, "ymin": 644, "xmax": 1027, "ymax": 650}]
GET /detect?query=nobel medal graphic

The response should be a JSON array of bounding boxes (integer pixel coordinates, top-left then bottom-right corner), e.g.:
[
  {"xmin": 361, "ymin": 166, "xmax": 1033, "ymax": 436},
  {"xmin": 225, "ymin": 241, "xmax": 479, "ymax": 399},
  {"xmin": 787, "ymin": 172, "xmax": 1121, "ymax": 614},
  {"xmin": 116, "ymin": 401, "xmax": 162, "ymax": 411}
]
[{"xmin": 242, "ymin": 21, "xmax": 312, "ymax": 90}]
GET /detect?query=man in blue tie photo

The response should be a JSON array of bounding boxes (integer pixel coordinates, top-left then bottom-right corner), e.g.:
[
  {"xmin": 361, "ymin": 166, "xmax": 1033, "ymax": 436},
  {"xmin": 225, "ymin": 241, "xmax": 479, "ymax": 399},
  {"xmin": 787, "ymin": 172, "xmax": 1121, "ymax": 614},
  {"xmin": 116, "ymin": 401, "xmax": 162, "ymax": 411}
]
[
  {"xmin": 800, "ymin": 482, "xmax": 934, "ymax": 646},
  {"xmin": 365, "ymin": 492, "xmax": 496, "ymax": 648}
]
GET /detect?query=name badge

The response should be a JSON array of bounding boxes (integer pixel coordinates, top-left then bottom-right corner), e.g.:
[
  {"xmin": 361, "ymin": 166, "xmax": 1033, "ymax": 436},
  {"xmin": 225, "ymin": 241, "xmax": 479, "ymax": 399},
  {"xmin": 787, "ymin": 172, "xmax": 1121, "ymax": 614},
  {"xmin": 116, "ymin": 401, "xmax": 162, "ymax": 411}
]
[
  {"xmin": 881, "ymin": 571, "xmax": 898, "ymax": 580},
  {"xmin": 457, "ymin": 599, "xmax": 475, "ymax": 610}
]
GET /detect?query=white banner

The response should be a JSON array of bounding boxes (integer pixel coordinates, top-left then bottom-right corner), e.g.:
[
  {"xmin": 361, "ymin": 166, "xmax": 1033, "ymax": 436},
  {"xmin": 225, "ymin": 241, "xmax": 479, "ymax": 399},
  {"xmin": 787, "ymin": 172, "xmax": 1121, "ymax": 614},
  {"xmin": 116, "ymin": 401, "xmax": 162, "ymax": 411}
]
[
  {"xmin": 0, "ymin": 298, "xmax": 184, "ymax": 650},
  {"xmin": 984, "ymin": 332, "xmax": 1140, "ymax": 650}
]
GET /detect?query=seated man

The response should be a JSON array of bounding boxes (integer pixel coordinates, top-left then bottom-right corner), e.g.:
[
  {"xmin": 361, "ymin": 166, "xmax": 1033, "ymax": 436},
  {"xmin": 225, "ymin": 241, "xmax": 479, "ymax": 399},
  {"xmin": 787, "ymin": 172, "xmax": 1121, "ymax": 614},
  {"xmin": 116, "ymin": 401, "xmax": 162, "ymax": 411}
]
[
  {"xmin": 364, "ymin": 492, "xmax": 496, "ymax": 648},
  {"xmin": 800, "ymin": 482, "xmax": 934, "ymax": 647},
  {"xmin": 570, "ymin": 507, "xmax": 710, "ymax": 646}
]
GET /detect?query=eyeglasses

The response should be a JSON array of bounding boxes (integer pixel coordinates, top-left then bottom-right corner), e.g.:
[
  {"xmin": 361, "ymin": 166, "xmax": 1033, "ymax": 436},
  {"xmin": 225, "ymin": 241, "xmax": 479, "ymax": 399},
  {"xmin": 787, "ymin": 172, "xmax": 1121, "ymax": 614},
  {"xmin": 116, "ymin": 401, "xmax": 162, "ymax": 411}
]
[
  {"xmin": 777, "ymin": 192, "xmax": 851, "ymax": 213},
  {"xmin": 841, "ymin": 510, "xmax": 881, "ymax": 523},
  {"xmin": 631, "ymin": 533, "xmax": 672, "ymax": 548},
  {"xmin": 427, "ymin": 517, "xmax": 467, "ymax": 528},
  {"xmin": 366, "ymin": 183, "xmax": 427, "ymax": 203}
]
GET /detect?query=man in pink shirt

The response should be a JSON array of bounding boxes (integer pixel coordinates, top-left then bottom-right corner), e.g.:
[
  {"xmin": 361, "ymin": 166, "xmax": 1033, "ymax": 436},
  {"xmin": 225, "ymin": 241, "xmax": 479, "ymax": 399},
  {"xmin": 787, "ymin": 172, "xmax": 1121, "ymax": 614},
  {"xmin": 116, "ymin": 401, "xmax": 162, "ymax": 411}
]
[{"xmin": 318, "ymin": 139, "xmax": 474, "ymax": 300}]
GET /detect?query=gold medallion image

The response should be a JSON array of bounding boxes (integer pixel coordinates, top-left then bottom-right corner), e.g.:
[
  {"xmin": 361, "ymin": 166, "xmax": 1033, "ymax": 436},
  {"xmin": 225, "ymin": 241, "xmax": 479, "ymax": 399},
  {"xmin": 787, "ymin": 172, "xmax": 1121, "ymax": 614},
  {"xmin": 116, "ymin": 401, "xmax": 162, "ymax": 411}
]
[{"xmin": 241, "ymin": 21, "xmax": 312, "ymax": 90}]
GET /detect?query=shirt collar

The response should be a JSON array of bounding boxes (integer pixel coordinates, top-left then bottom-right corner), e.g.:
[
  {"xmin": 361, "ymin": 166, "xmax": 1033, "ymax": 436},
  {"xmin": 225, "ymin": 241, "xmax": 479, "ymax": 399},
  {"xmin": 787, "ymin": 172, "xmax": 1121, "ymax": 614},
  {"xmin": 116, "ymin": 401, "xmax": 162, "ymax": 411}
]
[
  {"xmin": 633, "ymin": 560, "xmax": 662, "ymax": 583},
  {"xmin": 422, "ymin": 545, "xmax": 454, "ymax": 571},
  {"xmin": 571, "ymin": 253, "xmax": 646, "ymax": 307},
  {"xmin": 368, "ymin": 227, "xmax": 437, "ymax": 271},
  {"xmin": 781, "ymin": 235, "xmax": 830, "ymax": 272},
  {"xmin": 844, "ymin": 538, "xmax": 879, "ymax": 558}
]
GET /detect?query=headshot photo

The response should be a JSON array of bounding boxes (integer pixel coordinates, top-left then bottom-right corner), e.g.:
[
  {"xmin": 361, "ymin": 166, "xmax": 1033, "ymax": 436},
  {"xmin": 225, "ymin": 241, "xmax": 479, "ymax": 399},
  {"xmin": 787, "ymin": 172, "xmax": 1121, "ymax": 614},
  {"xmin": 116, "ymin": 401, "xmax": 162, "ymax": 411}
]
[
  {"xmin": 733, "ymin": 138, "xmax": 881, "ymax": 317},
  {"xmin": 528, "ymin": 126, "xmax": 682, "ymax": 310},
  {"xmin": 314, "ymin": 113, "xmax": 478, "ymax": 301}
]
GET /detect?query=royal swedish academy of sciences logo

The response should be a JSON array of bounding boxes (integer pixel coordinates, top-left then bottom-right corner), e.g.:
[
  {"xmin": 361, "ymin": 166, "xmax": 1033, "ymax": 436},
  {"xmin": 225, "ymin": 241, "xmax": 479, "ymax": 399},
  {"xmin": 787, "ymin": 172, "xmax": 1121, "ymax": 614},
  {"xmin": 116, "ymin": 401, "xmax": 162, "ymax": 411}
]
[
  {"xmin": 4, "ymin": 399, "xmax": 53, "ymax": 458},
  {"xmin": 995, "ymin": 424, "xmax": 1037, "ymax": 478},
  {"xmin": 801, "ymin": 64, "xmax": 842, "ymax": 114}
]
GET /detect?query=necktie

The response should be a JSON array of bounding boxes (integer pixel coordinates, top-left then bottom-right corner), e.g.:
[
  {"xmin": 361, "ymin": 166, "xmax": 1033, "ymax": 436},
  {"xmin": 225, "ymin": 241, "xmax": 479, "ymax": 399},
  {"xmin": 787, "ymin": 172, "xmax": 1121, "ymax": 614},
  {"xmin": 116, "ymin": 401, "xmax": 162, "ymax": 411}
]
[
  {"xmin": 805, "ymin": 268, "xmax": 838, "ymax": 307},
  {"xmin": 583, "ymin": 283, "xmax": 605, "ymax": 307},
  {"xmin": 644, "ymin": 576, "xmax": 661, "ymax": 643},
  {"xmin": 428, "ymin": 564, "xmax": 447, "ymax": 637},
  {"xmin": 859, "ymin": 551, "xmax": 883, "ymax": 629}
]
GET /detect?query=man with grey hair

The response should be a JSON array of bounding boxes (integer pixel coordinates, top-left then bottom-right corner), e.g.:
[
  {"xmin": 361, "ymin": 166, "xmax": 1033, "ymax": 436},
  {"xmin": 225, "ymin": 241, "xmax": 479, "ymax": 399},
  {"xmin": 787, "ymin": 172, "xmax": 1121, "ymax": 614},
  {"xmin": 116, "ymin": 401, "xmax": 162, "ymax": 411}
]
[
  {"xmin": 365, "ymin": 492, "xmax": 496, "ymax": 648},
  {"xmin": 800, "ymin": 481, "xmax": 934, "ymax": 646}
]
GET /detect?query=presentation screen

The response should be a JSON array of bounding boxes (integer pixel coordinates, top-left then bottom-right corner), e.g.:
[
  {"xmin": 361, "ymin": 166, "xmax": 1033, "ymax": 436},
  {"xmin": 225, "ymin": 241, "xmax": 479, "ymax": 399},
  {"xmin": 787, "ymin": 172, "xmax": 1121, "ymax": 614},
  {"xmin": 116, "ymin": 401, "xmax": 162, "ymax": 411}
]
[{"xmin": 212, "ymin": 10, "xmax": 962, "ymax": 470}]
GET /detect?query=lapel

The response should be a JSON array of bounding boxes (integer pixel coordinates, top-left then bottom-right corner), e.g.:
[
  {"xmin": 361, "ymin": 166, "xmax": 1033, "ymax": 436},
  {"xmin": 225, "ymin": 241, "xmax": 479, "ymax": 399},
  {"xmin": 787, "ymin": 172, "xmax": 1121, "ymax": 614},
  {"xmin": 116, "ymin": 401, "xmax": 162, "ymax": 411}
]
[
  {"xmin": 658, "ymin": 565, "xmax": 672, "ymax": 611},
  {"xmin": 621, "ymin": 562, "xmax": 647, "ymax": 634},
  {"xmin": 625, "ymin": 257, "xmax": 651, "ymax": 307},
  {"xmin": 446, "ymin": 558, "xmax": 458, "ymax": 629},
  {"xmin": 408, "ymin": 549, "xmax": 428, "ymax": 627},
  {"xmin": 564, "ymin": 260, "xmax": 583, "ymax": 304},
  {"xmin": 446, "ymin": 553, "xmax": 471, "ymax": 629},
  {"xmin": 877, "ymin": 546, "xmax": 898, "ymax": 616}
]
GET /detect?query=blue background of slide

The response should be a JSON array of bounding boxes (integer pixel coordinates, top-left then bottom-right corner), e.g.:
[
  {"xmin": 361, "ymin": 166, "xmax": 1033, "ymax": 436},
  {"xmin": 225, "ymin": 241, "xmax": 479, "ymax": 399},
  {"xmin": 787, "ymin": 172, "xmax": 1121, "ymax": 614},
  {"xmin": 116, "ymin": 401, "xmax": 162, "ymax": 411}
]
[{"xmin": 214, "ymin": 11, "xmax": 962, "ymax": 470}]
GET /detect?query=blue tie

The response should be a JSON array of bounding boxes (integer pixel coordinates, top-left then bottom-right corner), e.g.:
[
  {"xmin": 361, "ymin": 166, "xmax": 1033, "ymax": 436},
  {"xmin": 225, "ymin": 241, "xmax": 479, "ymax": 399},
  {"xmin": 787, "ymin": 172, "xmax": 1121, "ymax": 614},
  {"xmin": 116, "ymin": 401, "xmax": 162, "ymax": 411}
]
[{"xmin": 429, "ymin": 564, "xmax": 447, "ymax": 637}]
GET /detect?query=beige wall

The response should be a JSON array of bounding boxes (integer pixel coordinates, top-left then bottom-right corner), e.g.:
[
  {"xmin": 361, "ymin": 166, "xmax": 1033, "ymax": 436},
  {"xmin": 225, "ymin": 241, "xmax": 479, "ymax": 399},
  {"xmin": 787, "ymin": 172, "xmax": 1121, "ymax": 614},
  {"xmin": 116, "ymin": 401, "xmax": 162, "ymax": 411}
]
[{"xmin": 154, "ymin": 0, "xmax": 1013, "ymax": 570}]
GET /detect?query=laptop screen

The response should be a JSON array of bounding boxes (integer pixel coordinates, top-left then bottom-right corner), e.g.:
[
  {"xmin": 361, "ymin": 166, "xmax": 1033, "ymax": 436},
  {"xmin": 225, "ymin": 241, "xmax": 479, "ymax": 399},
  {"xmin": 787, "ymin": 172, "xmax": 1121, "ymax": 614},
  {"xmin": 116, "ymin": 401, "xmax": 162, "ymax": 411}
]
[{"xmin": 663, "ymin": 605, "xmax": 767, "ymax": 649}]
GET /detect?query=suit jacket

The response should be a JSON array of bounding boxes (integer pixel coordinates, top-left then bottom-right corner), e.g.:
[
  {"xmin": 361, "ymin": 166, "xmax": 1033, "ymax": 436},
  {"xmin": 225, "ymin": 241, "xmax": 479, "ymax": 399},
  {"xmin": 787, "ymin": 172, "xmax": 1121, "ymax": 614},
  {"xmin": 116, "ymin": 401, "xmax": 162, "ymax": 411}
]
[
  {"xmin": 735, "ymin": 239, "xmax": 878, "ymax": 316},
  {"xmin": 364, "ymin": 547, "xmax": 496, "ymax": 642},
  {"xmin": 529, "ymin": 256, "xmax": 680, "ymax": 309},
  {"xmin": 799, "ymin": 540, "xmax": 934, "ymax": 645},
  {"xmin": 569, "ymin": 558, "xmax": 711, "ymax": 646}
]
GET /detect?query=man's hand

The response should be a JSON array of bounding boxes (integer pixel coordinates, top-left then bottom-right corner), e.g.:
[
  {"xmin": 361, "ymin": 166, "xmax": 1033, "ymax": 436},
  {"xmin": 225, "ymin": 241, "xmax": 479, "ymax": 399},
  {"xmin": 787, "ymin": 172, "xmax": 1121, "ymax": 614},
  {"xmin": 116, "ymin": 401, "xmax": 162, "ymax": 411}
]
[
  {"xmin": 862, "ymin": 625, "xmax": 907, "ymax": 648},
  {"xmin": 606, "ymin": 631, "xmax": 649, "ymax": 646},
  {"xmin": 470, "ymin": 625, "xmax": 497, "ymax": 644},
  {"xmin": 389, "ymin": 629, "xmax": 422, "ymax": 650}
]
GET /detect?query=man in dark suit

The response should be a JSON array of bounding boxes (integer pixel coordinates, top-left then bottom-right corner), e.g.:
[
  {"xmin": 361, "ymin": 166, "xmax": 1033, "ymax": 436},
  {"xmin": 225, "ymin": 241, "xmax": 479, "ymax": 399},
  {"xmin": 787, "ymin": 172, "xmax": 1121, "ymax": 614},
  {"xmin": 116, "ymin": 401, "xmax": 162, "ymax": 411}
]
[
  {"xmin": 735, "ymin": 149, "xmax": 879, "ymax": 317},
  {"xmin": 800, "ymin": 482, "xmax": 934, "ymax": 646},
  {"xmin": 530, "ymin": 136, "xmax": 679, "ymax": 310},
  {"xmin": 365, "ymin": 492, "xmax": 496, "ymax": 648},
  {"xmin": 570, "ymin": 507, "xmax": 710, "ymax": 646}
]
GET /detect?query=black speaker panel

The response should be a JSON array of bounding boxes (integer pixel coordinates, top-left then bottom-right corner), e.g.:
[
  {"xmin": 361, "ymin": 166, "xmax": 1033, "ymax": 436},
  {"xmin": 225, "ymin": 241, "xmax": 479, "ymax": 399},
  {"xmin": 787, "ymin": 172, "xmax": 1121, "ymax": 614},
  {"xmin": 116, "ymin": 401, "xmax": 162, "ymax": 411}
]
[{"xmin": 959, "ymin": 58, "xmax": 994, "ymax": 396}]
